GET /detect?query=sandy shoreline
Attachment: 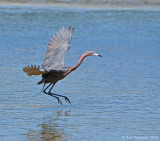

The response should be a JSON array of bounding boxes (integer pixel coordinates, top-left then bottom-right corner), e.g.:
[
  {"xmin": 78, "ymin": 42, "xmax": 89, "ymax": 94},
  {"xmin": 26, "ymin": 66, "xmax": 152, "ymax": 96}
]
[{"xmin": 0, "ymin": 1, "xmax": 160, "ymax": 10}]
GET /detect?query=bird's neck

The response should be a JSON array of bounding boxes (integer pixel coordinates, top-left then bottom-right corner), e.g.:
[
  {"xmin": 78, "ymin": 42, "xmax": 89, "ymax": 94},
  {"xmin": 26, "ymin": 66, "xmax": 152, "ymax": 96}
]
[
  {"xmin": 65, "ymin": 53, "xmax": 88, "ymax": 76},
  {"xmin": 72, "ymin": 53, "xmax": 88, "ymax": 71}
]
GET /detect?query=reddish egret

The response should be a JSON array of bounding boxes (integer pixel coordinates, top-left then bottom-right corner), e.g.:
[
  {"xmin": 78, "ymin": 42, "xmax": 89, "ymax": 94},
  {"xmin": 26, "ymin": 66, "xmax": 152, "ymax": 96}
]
[{"xmin": 23, "ymin": 26, "xmax": 102, "ymax": 104}]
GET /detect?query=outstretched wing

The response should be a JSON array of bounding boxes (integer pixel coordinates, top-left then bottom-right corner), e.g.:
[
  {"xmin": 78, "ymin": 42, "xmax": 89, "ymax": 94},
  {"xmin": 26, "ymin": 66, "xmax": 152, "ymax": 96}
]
[
  {"xmin": 41, "ymin": 26, "xmax": 75, "ymax": 71},
  {"xmin": 23, "ymin": 65, "xmax": 47, "ymax": 76}
]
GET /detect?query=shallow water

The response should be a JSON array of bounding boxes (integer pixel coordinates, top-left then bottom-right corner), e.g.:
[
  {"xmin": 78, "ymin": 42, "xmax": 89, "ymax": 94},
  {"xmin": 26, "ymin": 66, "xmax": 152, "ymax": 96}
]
[{"xmin": 0, "ymin": 6, "xmax": 160, "ymax": 141}]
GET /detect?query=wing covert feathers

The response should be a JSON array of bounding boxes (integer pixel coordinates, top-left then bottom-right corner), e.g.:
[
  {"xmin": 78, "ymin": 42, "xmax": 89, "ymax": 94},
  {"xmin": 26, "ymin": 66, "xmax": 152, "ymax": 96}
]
[{"xmin": 23, "ymin": 65, "xmax": 47, "ymax": 76}]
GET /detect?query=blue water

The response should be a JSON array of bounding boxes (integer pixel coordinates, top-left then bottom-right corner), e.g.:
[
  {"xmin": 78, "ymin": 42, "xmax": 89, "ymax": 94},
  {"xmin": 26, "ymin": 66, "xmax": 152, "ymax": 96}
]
[{"xmin": 0, "ymin": 5, "xmax": 160, "ymax": 141}]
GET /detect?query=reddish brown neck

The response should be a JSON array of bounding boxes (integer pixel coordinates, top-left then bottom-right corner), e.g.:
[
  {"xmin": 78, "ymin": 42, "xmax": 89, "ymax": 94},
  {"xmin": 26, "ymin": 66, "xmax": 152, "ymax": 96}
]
[{"xmin": 64, "ymin": 53, "xmax": 88, "ymax": 76}]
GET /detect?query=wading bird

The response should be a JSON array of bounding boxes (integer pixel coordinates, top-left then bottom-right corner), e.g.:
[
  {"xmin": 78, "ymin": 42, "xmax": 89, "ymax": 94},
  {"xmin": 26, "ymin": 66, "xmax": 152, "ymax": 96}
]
[{"xmin": 23, "ymin": 26, "xmax": 102, "ymax": 104}]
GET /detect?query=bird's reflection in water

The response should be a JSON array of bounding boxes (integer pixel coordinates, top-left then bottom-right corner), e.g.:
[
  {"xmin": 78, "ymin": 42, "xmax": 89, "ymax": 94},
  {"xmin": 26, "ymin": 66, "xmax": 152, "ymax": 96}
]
[{"xmin": 27, "ymin": 110, "xmax": 71, "ymax": 141}]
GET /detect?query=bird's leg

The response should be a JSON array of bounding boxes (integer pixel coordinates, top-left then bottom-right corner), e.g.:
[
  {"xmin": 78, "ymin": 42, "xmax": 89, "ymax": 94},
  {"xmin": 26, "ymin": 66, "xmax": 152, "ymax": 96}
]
[
  {"xmin": 38, "ymin": 83, "xmax": 46, "ymax": 94},
  {"xmin": 35, "ymin": 84, "xmax": 46, "ymax": 96},
  {"xmin": 43, "ymin": 83, "xmax": 62, "ymax": 104},
  {"xmin": 49, "ymin": 84, "xmax": 71, "ymax": 104},
  {"xmin": 43, "ymin": 83, "xmax": 52, "ymax": 92}
]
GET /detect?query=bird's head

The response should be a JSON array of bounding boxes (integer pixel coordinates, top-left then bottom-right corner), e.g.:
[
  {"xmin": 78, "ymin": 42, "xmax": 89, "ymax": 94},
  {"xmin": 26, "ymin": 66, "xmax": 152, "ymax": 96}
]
[{"xmin": 86, "ymin": 51, "xmax": 102, "ymax": 57}]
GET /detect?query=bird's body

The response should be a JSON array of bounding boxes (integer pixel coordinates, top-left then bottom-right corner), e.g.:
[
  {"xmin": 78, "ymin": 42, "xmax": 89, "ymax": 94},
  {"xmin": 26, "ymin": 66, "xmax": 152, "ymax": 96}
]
[
  {"xmin": 38, "ymin": 70, "xmax": 66, "ymax": 84},
  {"xmin": 23, "ymin": 26, "xmax": 102, "ymax": 104}
]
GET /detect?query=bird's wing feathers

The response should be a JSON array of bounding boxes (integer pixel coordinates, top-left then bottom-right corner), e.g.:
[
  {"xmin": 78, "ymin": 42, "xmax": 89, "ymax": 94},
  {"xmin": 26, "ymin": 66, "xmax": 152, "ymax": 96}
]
[
  {"xmin": 23, "ymin": 65, "xmax": 47, "ymax": 76},
  {"xmin": 41, "ymin": 26, "xmax": 75, "ymax": 71}
]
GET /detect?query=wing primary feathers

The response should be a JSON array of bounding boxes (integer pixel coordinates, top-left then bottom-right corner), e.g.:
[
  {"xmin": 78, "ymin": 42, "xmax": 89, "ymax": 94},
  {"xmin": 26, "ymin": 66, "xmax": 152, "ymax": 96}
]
[{"xmin": 41, "ymin": 26, "xmax": 75, "ymax": 71}]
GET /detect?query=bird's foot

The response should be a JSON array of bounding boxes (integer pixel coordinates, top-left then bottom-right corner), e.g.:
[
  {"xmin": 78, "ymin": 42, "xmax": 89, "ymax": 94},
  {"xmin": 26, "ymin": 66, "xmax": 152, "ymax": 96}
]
[
  {"xmin": 64, "ymin": 96, "xmax": 71, "ymax": 104},
  {"xmin": 47, "ymin": 91, "xmax": 71, "ymax": 104},
  {"xmin": 57, "ymin": 98, "xmax": 63, "ymax": 105},
  {"xmin": 48, "ymin": 92, "xmax": 63, "ymax": 105}
]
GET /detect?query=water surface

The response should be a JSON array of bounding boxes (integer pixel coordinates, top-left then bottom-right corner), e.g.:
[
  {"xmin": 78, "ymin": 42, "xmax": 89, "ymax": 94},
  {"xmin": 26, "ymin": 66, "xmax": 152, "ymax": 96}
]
[{"xmin": 0, "ymin": 6, "xmax": 160, "ymax": 141}]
